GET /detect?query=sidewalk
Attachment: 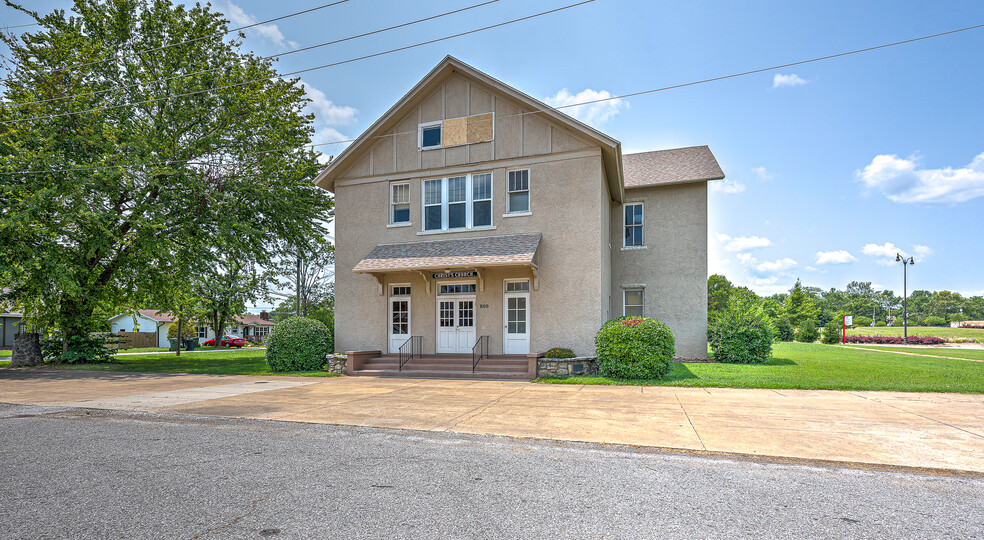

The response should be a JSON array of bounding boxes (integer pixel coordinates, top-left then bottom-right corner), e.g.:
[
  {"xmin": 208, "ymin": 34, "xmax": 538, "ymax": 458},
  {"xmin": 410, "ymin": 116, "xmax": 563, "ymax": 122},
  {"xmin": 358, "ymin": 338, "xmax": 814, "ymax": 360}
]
[{"xmin": 2, "ymin": 369, "xmax": 982, "ymax": 473}]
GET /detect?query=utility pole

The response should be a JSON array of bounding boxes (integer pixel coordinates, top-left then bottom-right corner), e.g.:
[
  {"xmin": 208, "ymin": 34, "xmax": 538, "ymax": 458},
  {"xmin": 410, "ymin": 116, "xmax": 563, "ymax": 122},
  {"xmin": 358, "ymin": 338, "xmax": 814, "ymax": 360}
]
[
  {"xmin": 175, "ymin": 305, "xmax": 182, "ymax": 357},
  {"xmin": 896, "ymin": 254, "xmax": 915, "ymax": 344}
]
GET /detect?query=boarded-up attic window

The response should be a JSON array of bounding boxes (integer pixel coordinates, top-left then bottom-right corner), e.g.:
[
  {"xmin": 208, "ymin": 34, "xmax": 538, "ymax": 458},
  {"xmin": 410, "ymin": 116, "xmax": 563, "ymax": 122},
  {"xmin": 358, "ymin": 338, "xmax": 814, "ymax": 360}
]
[{"xmin": 419, "ymin": 113, "xmax": 494, "ymax": 149}]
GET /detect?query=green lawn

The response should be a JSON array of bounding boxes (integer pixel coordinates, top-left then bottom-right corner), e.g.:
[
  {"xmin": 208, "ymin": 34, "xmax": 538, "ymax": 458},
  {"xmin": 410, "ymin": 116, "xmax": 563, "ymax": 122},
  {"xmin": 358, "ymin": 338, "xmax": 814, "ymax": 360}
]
[
  {"xmin": 33, "ymin": 349, "xmax": 336, "ymax": 377},
  {"xmin": 114, "ymin": 347, "xmax": 170, "ymax": 353},
  {"xmin": 847, "ymin": 325, "xmax": 983, "ymax": 340},
  {"xmin": 842, "ymin": 344, "xmax": 984, "ymax": 362},
  {"xmin": 0, "ymin": 350, "xmax": 10, "ymax": 357},
  {"xmin": 538, "ymin": 342, "xmax": 984, "ymax": 393}
]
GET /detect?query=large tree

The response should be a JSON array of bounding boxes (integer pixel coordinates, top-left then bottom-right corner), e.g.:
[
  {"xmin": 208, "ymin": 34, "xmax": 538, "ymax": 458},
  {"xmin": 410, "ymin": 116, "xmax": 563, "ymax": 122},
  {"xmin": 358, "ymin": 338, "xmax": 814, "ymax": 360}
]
[{"xmin": 0, "ymin": 0, "xmax": 332, "ymax": 359}]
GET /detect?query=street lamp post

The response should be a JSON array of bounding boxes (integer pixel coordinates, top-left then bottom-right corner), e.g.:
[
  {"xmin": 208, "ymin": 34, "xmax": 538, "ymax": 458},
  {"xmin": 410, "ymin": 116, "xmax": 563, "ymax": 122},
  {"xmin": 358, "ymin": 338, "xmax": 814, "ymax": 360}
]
[{"xmin": 896, "ymin": 253, "xmax": 915, "ymax": 344}]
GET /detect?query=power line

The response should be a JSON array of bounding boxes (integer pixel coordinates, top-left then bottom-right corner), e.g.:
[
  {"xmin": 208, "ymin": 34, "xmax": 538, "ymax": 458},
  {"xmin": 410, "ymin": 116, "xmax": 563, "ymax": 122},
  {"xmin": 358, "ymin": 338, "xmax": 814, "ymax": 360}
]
[
  {"xmin": 4, "ymin": 18, "xmax": 983, "ymax": 176},
  {"xmin": 6, "ymin": 0, "xmax": 499, "ymax": 108},
  {"xmin": 0, "ymin": 0, "xmax": 593, "ymax": 125},
  {"xmin": 0, "ymin": 0, "xmax": 351, "ymax": 83}
]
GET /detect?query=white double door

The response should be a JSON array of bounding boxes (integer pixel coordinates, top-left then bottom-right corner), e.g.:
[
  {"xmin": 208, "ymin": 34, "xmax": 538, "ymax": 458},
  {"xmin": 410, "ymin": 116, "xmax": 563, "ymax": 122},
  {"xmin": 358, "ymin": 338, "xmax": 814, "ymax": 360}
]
[{"xmin": 436, "ymin": 296, "xmax": 476, "ymax": 353}]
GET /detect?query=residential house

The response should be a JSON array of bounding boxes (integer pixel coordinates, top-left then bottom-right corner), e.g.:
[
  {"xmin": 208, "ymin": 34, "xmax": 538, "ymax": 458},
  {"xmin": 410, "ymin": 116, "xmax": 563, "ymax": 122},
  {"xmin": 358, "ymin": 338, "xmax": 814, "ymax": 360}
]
[
  {"xmin": 1, "ymin": 309, "xmax": 25, "ymax": 350},
  {"xmin": 314, "ymin": 57, "xmax": 723, "ymax": 375},
  {"xmin": 108, "ymin": 310, "xmax": 276, "ymax": 346}
]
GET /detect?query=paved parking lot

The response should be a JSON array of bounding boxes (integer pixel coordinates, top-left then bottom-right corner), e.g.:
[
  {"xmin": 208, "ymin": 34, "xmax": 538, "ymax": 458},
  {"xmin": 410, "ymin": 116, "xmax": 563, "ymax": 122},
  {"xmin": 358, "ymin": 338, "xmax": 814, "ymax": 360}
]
[{"xmin": 1, "ymin": 369, "xmax": 983, "ymax": 473}]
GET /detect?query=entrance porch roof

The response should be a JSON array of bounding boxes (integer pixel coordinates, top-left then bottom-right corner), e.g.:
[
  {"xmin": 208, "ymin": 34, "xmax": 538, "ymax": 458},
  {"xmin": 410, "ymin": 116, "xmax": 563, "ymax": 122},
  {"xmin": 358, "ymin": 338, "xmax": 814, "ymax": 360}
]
[{"xmin": 353, "ymin": 233, "xmax": 541, "ymax": 274}]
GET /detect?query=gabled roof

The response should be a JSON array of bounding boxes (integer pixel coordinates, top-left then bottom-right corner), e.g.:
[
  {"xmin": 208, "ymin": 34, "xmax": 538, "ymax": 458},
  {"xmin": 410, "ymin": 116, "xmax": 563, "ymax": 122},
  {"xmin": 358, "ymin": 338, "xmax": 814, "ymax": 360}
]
[
  {"xmin": 110, "ymin": 310, "xmax": 275, "ymax": 326},
  {"xmin": 314, "ymin": 56, "xmax": 625, "ymax": 202},
  {"xmin": 622, "ymin": 146, "xmax": 725, "ymax": 188},
  {"xmin": 354, "ymin": 234, "xmax": 541, "ymax": 273}
]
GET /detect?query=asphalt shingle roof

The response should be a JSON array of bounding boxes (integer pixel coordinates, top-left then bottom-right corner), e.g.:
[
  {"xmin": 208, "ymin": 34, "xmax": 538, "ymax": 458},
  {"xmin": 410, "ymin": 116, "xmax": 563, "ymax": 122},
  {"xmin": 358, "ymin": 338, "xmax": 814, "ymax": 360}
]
[
  {"xmin": 354, "ymin": 233, "xmax": 541, "ymax": 273},
  {"xmin": 622, "ymin": 145, "xmax": 725, "ymax": 188},
  {"xmin": 134, "ymin": 310, "xmax": 274, "ymax": 326}
]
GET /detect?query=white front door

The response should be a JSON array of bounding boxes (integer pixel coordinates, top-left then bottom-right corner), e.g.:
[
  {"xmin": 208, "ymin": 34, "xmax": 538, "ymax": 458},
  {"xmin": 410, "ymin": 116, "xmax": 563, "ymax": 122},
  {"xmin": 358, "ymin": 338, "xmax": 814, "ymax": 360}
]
[
  {"xmin": 503, "ymin": 282, "xmax": 530, "ymax": 355},
  {"xmin": 388, "ymin": 288, "xmax": 411, "ymax": 353},
  {"xmin": 437, "ymin": 297, "xmax": 476, "ymax": 353}
]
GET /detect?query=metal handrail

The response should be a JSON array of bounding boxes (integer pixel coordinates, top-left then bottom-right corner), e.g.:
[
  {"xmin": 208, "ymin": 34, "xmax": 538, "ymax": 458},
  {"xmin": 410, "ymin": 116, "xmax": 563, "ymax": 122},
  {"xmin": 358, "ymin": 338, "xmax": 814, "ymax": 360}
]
[
  {"xmin": 399, "ymin": 335, "xmax": 421, "ymax": 372},
  {"xmin": 472, "ymin": 335, "xmax": 489, "ymax": 373}
]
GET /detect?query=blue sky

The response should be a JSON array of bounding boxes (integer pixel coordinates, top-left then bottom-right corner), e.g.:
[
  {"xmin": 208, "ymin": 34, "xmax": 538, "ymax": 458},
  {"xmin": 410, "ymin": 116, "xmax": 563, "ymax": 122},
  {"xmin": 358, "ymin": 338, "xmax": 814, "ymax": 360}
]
[{"xmin": 5, "ymin": 0, "xmax": 984, "ymax": 299}]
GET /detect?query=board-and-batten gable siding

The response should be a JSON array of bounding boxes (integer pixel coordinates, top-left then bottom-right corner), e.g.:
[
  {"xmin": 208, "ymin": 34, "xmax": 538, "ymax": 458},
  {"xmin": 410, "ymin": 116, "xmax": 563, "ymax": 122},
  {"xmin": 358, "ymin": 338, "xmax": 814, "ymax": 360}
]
[{"xmin": 335, "ymin": 74, "xmax": 594, "ymax": 181}]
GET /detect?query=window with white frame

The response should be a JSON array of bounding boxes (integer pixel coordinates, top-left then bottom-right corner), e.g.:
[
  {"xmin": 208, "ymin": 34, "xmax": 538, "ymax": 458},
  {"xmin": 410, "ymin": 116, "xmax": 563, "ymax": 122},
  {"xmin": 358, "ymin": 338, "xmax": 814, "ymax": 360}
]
[
  {"xmin": 624, "ymin": 203, "xmax": 644, "ymax": 247},
  {"xmin": 419, "ymin": 122, "xmax": 442, "ymax": 149},
  {"xmin": 196, "ymin": 326, "xmax": 208, "ymax": 339},
  {"xmin": 624, "ymin": 289, "xmax": 644, "ymax": 317},
  {"xmin": 422, "ymin": 173, "xmax": 493, "ymax": 232},
  {"xmin": 507, "ymin": 169, "xmax": 530, "ymax": 213},
  {"xmin": 505, "ymin": 280, "xmax": 529, "ymax": 292},
  {"xmin": 256, "ymin": 326, "xmax": 270, "ymax": 337},
  {"xmin": 391, "ymin": 182, "xmax": 410, "ymax": 224}
]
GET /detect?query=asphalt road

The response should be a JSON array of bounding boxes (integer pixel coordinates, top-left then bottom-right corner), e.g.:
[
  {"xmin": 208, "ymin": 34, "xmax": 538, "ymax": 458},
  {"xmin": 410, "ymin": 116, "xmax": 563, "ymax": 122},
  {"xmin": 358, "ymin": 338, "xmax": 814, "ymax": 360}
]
[{"xmin": 1, "ymin": 403, "xmax": 982, "ymax": 539}]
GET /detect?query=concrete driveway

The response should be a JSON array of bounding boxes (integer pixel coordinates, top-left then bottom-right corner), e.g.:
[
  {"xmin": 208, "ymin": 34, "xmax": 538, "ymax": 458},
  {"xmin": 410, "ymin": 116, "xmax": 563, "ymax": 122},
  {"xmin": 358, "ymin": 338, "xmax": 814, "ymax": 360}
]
[{"xmin": 1, "ymin": 369, "xmax": 983, "ymax": 473}]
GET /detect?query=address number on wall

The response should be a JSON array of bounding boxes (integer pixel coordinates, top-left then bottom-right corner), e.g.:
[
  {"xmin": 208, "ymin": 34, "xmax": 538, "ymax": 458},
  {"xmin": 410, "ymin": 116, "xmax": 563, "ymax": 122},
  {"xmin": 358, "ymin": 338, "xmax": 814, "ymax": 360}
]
[{"xmin": 479, "ymin": 304, "xmax": 489, "ymax": 309}]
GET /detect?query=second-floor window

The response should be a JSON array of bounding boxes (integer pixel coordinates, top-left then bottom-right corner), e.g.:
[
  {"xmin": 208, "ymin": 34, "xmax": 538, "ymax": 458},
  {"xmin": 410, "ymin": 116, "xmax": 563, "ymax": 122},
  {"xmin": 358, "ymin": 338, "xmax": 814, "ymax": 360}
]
[
  {"xmin": 422, "ymin": 173, "xmax": 493, "ymax": 232},
  {"xmin": 391, "ymin": 182, "xmax": 410, "ymax": 224},
  {"xmin": 507, "ymin": 169, "xmax": 530, "ymax": 213},
  {"xmin": 624, "ymin": 202, "xmax": 644, "ymax": 247}
]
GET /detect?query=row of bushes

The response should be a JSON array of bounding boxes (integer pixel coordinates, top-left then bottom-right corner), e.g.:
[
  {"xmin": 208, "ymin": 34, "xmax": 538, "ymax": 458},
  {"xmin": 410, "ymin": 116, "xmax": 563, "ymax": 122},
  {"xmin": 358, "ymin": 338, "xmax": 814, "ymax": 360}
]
[
  {"xmin": 960, "ymin": 325, "xmax": 984, "ymax": 330},
  {"xmin": 845, "ymin": 335, "xmax": 945, "ymax": 345}
]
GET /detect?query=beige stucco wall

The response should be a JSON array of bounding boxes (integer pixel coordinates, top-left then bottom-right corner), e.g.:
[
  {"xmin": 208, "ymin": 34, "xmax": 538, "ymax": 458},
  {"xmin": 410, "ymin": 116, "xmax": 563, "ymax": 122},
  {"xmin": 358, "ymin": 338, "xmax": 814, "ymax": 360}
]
[
  {"xmin": 610, "ymin": 182, "xmax": 708, "ymax": 359},
  {"xmin": 334, "ymin": 151, "xmax": 608, "ymax": 356}
]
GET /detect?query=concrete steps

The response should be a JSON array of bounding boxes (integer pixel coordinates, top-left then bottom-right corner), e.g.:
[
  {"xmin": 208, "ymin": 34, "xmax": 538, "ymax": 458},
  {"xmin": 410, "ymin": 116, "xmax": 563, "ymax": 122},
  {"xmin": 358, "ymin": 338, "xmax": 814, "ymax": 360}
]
[{"xmin": 350, "ymin": 354, "xmax": 530, "ymax": 380}]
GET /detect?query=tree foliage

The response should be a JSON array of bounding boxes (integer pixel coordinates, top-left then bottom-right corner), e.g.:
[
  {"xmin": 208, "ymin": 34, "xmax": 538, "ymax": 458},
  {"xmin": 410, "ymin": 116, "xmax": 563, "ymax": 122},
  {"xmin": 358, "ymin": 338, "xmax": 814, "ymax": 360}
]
[
  {"xmin": 708, "ymin": 295, "xmax": 773, "ymax": 364},
  {"xmin": 595, "ymin": 316, "xmax": 675, "ymax": 379},
  {"xmin": 0, "ymin": 1, "xmax": 332, "ymax": 360},
  {"xmin": 265, "ymin": 316, "xmax": 331, "ymax": 372}
]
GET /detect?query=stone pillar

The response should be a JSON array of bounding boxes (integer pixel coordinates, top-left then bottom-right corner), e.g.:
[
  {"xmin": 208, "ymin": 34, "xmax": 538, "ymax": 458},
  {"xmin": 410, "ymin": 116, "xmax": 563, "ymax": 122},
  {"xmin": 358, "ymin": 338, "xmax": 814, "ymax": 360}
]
[{"xmin": 11, "ymin": 332, "xmax": 43, "ymax": 367}]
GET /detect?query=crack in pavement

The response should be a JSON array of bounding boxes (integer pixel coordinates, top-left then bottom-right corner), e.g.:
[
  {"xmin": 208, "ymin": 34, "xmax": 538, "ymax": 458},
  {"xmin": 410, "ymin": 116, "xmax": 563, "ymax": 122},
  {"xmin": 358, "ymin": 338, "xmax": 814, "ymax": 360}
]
[{"xmin": 675, "ymin": 393, "xmax": 706, "ymax": 451}]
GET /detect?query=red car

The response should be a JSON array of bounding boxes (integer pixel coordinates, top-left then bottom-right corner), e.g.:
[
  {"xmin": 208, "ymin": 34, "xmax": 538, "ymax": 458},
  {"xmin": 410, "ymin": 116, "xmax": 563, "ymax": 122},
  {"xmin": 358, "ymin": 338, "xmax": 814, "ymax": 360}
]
[{"xmin": 202, "ymin": 335, "xmax": 245, "ymax": 348}]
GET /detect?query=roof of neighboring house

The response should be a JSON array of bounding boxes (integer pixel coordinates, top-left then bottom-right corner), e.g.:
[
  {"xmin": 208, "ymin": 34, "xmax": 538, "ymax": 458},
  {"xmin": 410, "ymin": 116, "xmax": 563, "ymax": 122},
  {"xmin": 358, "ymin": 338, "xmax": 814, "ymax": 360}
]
[
  {"xmin": 622, "ymin": 145, "xmax": 725, "ymax": 188},
  {"xmin": 112, "ymin": 310, "xmax": 275, "ymax": 327},
  {"xmin": 1, "ymin": 288, "xmax": 22, "ymax": 317},
  {"xmin": 354, "ymin": 233, "xmax": 541, "ymax": 273}
]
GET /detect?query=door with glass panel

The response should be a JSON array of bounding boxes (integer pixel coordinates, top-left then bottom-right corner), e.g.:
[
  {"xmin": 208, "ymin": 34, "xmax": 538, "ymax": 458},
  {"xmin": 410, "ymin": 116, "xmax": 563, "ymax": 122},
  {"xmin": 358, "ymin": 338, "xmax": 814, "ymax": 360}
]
[
  {"xmin": 502, "ymin": 280, "xmax": 530, "ymax": 354},
  {"xmin": 388, "ymin": 286, "xmax": 411, "ymax": 353},
  {"xmin": 436, "ymin": 284, "xmax": 476, "ymax": 353}
]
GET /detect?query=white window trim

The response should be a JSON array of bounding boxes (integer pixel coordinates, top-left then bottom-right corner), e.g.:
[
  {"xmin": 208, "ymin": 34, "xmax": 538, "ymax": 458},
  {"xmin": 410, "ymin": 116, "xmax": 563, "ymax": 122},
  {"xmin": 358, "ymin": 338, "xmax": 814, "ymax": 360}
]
[
  {"xmin": 506, "ymin": 168, "xmax": 531, "ymax": 214},
  {"xmin": 623, "ymin": 202, "xmax": 644, "ymax": 248},
  {"xmin": 390, "ymin": 182, "xmax": 411, "ymax": 225},
  {"xmin": 418, "ymin": 121, "xmax": 443, "ymax": 150},
  {"xmin": 623, "ymin": 288, "xmax": 645, "ymax": 317},
  {"xmin": 502, "ymin": 211, "xmax": 532, "ymax": 218},
  {"xmin": 503, "ymin": 278, "xmax": 531, "ymax": 293},
  {"xmin": 420, "ymin": 172, "xmax": 494, "ymax": 233},
  {"xmin": 389, "ymin": 283, "xmax": 412, "ymax": 338}
]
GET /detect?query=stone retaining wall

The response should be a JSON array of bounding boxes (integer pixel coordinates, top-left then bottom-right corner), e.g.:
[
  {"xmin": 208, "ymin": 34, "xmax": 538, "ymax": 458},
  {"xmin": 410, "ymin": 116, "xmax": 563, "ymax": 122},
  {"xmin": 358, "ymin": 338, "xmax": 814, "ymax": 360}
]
[
  {"xmin": 326, "ymin": 353, "xmax": 347, "ymax": 374},
  {"xmin": 536, "ymin": 356, "xmax": 599, "ymax": 378}
]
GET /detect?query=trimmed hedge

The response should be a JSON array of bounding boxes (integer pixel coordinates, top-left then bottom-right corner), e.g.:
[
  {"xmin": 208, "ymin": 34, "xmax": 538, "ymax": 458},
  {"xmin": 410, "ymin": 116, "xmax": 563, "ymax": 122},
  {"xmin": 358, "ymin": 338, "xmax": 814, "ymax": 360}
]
[
  {"xmin": 544, "ymin": 347, "xmax": 576, "ymax": 359},
  {"xmin": 708, "ymin": 295, "xmax": 773, "ymax": 364},
  {"xmin": 265, "ymin": 317, "xmax": 332, "ymax": 372},
  {"xmin": 595, "ymin": 316, "xmax": 675, "ymax": 379},
  {"xmin": 845, "ymin": 335, "xmax": 945, "ymax": 345}
]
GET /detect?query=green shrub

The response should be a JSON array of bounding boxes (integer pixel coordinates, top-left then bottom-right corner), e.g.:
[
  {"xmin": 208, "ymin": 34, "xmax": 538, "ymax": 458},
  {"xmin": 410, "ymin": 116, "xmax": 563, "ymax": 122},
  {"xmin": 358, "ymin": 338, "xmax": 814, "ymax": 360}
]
[
  {"xmin": 595, "ymin": 316, "xmax": 675, "ymax": 379},
  {"xmin": 874, "ymin": 321, "xmax": 887, "ymax": 327},
  {"xmin": 773, "ymin": 317, "xmax": 795, "ymax": 342},
  {"xmin": 796, "ymin": 319, "xmax": 819, "ymax": 343},
  {"xmin": 544, "ymin": 347, "xmax": 576, "ymax": 358},
  {"xmin": 265, "ymin": 317, "xmax": 332, "ymax": 372},
  {"xmin": 708, "ymin": 296, "xmax": 773, "ymax": 364},
  {"xmin": 923, "ymin": 316, "xmax": 946, "ymax": 326},
  {"xmin": 852, "ymin": 316, "xmax": 873, "ymax": 328},
  {"xmin": 167, "ymin": 322, "xmax": 197, "ymax": 340},
  {"xmin": 821, "ymin": 319, "xmax": 842, "ymax": 344}
]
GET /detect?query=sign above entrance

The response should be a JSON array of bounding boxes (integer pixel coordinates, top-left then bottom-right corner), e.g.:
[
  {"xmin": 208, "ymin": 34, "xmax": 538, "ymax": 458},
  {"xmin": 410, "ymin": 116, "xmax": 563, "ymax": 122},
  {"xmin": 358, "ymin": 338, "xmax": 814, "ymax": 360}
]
[{"xmin": 432, "ymin": 271, "xmax": 477, "ymax": 279}]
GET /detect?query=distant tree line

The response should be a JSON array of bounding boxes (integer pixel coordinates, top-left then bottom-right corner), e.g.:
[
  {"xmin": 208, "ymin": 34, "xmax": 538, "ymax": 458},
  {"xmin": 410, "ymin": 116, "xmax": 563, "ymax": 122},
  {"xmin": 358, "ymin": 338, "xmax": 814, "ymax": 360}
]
[{"xmin": 708, "ymin": 275, "xmax": 984, "ymax": 334}]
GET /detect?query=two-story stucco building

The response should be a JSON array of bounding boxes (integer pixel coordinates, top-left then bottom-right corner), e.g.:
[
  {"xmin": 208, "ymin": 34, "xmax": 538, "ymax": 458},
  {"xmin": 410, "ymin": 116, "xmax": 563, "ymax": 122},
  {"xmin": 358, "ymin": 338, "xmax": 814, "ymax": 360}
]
[{"xmin": 315, "ymin": 57, "xmax": 724, "ymax": 377}]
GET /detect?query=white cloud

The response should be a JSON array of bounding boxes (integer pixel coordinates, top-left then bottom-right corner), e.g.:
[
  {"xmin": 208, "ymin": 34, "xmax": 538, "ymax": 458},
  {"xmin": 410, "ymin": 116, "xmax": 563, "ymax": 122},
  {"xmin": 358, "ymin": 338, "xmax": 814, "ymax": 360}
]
[
  {"xmin": 772, "ymin": 73, "xmax": 808, "ymax": 88},
  {"xmin": 805, "ymin": 266, "xmax": 818, "ymax": 272},
  {"xmin": 815, "ymin": 250, "xmax": 857, "ymax": 265},
  {"xmin": 213, "ymin": 0, "xmax": 290, "ymax": 48},
  {"xmin": 544, "ymin": 88, "xmax": 627, "ymax": 127},
  {"xmin": 736, "ymin": 253, "xmax": 757, "ymax": 265},
  {"xmin": 750, "ymin": 276, "xmax": 779, "ymax": 286},
  {"xmin": 710, "ymin": 178, "xmax": 746, "ymax": 194},
  {"xmin": 298, "ymin": 80, "xmax": 357, "ymax": 126},
  {"xmin": 913, "ymin": 245, "xmax": 933, "ymax": 256},
  {"xmin": 751, "ymin": 166, "xmax": 774, "ymax": 180},
  {"xmin": 755, "ymin": 258, "xmax": 797, "ymax": 272},
  {"xmin": 857, "ymin": 152, "xmax": 984, "ymax": 204},
  {"xmin": 862, "ymin": 242, "xmax": 908, "ymax": 265},
  {"xmin": 716, "ymin": 233, "xmax": 772, "ymax": 252}
]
